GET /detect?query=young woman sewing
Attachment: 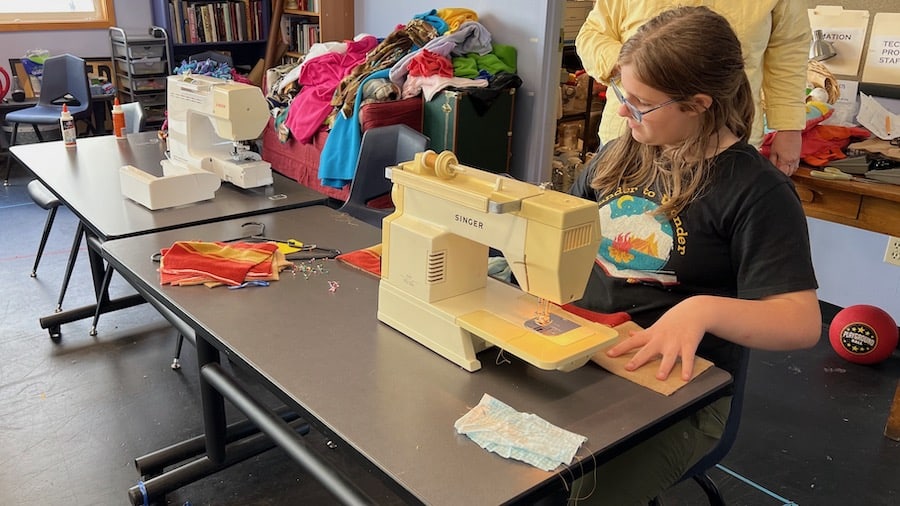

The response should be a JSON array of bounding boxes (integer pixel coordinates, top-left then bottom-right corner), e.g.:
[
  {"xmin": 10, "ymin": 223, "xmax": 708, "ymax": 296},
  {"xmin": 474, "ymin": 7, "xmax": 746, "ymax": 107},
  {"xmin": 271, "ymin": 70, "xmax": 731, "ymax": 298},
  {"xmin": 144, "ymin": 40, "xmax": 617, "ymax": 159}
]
[{"xmin": 566, "ymin": 6, "xmax": 820, "ymax": 504}]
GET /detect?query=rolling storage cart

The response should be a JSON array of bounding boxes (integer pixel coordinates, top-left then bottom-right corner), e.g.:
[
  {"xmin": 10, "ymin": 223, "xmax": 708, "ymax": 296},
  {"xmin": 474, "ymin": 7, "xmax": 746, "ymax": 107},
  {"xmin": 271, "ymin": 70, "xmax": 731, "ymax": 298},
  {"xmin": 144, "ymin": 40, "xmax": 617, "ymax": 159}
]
[{"xmin": 109, "ymin": 26, "xmax": 171, "ymax": 128}]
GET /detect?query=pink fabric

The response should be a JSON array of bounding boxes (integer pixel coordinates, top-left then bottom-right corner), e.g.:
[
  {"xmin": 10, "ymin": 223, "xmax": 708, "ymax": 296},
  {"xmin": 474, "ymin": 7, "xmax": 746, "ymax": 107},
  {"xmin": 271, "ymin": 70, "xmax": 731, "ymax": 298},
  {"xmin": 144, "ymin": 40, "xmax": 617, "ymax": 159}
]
[
  {"xmin": 284, "ymin": 35, "xmax": 378, "ymax": 144},
  {"xmin": 230, "ymin": 69, "xmax": 253, "ymax": 84}
]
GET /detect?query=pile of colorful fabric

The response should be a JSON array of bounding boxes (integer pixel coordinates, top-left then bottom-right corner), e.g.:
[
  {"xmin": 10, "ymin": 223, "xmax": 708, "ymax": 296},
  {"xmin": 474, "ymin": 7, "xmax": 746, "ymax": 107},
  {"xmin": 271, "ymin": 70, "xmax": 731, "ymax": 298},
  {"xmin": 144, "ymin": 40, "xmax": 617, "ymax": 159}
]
[
  {"xmin": 265, "ymin": 7, "xmax": 524, "ymax": 189},
  {"xmin": 159, "ymin": 241, "xmax": 292, "ymax": 287}
]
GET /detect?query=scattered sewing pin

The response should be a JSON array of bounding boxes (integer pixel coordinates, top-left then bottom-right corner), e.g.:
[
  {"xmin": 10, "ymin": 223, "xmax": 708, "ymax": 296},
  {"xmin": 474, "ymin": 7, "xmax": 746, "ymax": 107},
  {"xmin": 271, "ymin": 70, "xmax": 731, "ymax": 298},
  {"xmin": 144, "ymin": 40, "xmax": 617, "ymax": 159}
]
[
  {"xmin": 327, "ymin": 280, "xmax": 340, "ymax": 293},
  {"xmin": 228, "ymin": 280, "xmax": 270, "ymax": 290}
]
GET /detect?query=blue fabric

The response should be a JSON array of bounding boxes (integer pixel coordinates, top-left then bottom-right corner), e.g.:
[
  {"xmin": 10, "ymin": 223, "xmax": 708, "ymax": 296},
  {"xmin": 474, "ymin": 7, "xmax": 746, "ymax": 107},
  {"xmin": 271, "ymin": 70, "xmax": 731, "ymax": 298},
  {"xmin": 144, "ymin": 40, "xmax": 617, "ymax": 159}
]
[
  {"xmin": 413, "ymin": 9, "xmax": 449, "ymax": 35},
  {"xmin": 454, "ymin": 393, "xmax": 587, "ymax": 471},
  {"xmin": 318, "ymin": 69, "xmax": 391, "ymax": 189}
]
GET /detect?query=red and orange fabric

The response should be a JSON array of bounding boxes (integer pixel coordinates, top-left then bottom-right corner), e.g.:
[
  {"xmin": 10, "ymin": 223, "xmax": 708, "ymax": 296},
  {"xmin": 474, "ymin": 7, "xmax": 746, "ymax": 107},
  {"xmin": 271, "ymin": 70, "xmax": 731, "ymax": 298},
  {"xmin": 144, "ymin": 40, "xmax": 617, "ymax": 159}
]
[
  {"xmin": 159, "ymin": 241, "xmax": 291, "ymax": 287},
  {"xmin": 760, "ymin": 107, "xmax": 870, "ymax": 167},
  {"xmin": 336, "ymin": 244, "xmax": 382, "ymax": 277}
]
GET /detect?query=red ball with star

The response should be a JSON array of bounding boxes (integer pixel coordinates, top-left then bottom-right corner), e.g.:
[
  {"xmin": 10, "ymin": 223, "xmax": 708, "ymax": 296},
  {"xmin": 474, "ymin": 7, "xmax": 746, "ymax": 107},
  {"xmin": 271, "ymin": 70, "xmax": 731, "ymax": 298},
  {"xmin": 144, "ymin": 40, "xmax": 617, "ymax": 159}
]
[{"xmin": 829, "ymin": 305, "xmax": 898, "ymax": 365}]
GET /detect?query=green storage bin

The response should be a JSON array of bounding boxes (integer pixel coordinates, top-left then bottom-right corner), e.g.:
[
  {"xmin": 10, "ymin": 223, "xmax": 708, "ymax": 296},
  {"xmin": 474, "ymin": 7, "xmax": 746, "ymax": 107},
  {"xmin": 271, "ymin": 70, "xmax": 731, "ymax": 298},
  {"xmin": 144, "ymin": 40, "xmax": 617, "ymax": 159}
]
[{"xmin": 423, "ymin": 88, "xmax": 515, "ymax": 173}]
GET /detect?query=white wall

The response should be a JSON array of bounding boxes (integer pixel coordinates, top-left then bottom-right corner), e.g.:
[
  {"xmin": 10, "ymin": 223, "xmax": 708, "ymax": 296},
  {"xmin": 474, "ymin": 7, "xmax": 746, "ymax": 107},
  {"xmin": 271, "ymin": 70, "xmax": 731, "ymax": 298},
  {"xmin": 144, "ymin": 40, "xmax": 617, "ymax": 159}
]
[
  {"xmin": 355, "ymin": 0, "xmax": 564, "ymax": 184},
  {"xmin": 0, "ymin": 0, "xmax": 150, "ymax": 69},
  {"xmin": 808, "ymin": 218, "xmax": 900, "ymax": 321}
]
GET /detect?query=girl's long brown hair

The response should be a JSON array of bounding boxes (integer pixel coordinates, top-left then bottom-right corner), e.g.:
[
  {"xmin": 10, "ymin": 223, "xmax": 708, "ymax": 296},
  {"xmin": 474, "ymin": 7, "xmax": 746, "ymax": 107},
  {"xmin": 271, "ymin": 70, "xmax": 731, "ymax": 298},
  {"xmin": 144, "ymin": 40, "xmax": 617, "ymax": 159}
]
[{"xmin": 591, "ymin": 6, "xmax": 755, "ymax": 217}]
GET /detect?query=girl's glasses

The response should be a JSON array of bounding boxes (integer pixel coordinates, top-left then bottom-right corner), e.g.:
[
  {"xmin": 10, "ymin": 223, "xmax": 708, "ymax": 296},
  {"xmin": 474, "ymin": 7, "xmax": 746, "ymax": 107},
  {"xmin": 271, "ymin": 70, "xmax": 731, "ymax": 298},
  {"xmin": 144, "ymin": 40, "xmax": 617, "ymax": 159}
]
[{"xmin": 609, "ymin": 80, "xmax": 681, "ymax": 123}]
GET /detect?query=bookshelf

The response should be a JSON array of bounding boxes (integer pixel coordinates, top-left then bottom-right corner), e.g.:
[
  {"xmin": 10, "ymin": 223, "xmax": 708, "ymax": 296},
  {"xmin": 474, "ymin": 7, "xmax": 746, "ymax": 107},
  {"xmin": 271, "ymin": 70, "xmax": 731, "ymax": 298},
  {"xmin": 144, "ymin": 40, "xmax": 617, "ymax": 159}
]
[
  {"xmin": 279, "ymin": 0, "xmax": 354, "ymax": 61},
  {"xmin": 150, "ymin": 0, "xmax": 272, "ymax": 70}
]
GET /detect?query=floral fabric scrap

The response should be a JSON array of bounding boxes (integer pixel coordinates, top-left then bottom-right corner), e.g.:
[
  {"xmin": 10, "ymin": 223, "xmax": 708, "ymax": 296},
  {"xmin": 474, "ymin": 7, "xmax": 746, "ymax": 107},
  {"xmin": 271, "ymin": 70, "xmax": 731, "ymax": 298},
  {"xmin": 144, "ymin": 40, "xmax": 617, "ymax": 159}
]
[{"xmin": 159, "ymin": 241, "xmax": 291, "ymax": 287}]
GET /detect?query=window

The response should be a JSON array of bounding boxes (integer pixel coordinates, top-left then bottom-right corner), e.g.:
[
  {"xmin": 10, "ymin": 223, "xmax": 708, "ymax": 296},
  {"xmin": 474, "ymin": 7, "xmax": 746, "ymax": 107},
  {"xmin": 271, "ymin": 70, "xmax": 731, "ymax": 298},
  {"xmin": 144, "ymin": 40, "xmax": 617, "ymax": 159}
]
[{"xmin": 0, "ymin": 0, "xmax": 116, "ymax": 32}]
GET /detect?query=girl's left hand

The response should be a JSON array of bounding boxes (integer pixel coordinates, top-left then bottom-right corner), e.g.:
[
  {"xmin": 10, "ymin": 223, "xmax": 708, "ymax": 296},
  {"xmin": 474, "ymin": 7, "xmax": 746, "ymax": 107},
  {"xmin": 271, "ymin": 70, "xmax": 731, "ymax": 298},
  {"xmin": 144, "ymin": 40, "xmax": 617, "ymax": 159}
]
[{"xmin": 605, "ymin": 300, "xmax": 707, "ymax": 381}]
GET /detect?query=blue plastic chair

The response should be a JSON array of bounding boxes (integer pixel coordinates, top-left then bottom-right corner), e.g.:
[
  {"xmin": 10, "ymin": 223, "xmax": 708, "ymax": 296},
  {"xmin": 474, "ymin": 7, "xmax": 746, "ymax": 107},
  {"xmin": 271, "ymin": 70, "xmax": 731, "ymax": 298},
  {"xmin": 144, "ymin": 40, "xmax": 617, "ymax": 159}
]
[
  {"xmin": 120, "ymin": 101, "xmax": 146, "ymax": 133},
  {"xmin": 3, "ymin": 54, "xmax": 94, "ymax": 185},
  {"xmin": 338, "ymin": 123, "xmax": 429, "ymax": 228}
]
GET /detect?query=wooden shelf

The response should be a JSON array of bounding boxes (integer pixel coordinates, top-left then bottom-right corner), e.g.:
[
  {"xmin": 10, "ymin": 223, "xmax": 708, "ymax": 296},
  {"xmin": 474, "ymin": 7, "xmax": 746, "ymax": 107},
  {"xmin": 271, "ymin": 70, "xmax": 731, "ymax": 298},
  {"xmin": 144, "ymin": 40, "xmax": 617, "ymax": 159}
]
[
  {"xmin": 278, "ymin": 0, "xmax": 353, "ymax": 62},
  {"xmin": 792, "ymin": 167, "xmax": 900, "ymax": 237},
  {"xmin": 284, "ymin": 9, "xmax": 318, "ymax": 16}
]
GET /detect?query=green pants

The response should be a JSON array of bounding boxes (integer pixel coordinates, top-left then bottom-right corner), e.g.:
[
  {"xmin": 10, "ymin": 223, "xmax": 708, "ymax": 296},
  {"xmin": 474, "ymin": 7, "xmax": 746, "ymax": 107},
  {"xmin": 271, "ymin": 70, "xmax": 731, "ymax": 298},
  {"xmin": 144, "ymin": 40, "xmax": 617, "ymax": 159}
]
[{"xmin": 568, "ymin": 395, "xmax": 732, "ymax": 505}]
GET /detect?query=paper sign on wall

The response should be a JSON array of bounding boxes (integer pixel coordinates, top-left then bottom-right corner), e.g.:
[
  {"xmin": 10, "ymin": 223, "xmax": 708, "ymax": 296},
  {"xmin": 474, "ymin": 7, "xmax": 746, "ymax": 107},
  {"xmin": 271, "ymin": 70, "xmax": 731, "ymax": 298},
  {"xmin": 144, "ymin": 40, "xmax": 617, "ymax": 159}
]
[
  {"xmin": 808, "ymin": 5, "xmax": 870, "ymax": 77},
  {"xmin": 861, "ymin": 13, "xmax": 900, "ymax": 87}
]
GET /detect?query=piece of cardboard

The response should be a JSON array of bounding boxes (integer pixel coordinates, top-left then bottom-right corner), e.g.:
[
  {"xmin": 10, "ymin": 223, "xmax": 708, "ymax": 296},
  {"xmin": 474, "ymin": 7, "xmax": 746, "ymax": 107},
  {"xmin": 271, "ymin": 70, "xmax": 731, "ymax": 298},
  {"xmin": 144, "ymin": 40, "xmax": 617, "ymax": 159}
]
[
  {"xmin": 862, "ymin": 13, "xmax": 900, "ymax": 87},
  {"xmin": 591, "ymin": 321, "xmax": 715, "ymax": 396},
  {"xmin": 808, "ymin": 6, "xmax": 870, "ymax": 77}
]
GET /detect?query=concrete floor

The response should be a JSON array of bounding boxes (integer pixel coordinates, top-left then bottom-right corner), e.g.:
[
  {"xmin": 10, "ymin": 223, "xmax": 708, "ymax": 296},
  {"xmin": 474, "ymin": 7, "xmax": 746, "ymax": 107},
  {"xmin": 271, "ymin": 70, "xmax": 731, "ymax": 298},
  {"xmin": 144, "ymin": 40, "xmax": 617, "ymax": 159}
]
[{"xmin": 2, "ymin": 160, "xmax": 899, "ymax": 505}]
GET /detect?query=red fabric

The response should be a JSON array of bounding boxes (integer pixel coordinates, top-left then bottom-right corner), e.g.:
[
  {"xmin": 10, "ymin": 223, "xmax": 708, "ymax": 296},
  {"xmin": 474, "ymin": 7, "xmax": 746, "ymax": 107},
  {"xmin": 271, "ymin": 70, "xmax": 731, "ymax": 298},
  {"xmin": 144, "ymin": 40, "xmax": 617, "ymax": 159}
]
[
  {"xmin": 799, "ymin": 125, "xmax": 871, "ymax": 166},
  {"xmin": 407, "ymin": 49, "xmax": 453, "ymax": 78},
  {"xmin": 359, "ymin": 96, "xmax": 424, "ymax": 133},
  {"xmin": 336, "ymin": 246, "xmax": 382, "ymax": 277},
  {"xmin": 760, "ymin": 110, "xmax": 871, "ymax": 167},
  {"xmin": 558, "ymin": 303, "xmax": 631, "ymax": 327},
  {"xmin": 366, "ymin": 193, "xmax": 394, "ymax": 209},
  {"xmin": 159, "ymin": 241, "xmax": 279, "ymax": 286}
]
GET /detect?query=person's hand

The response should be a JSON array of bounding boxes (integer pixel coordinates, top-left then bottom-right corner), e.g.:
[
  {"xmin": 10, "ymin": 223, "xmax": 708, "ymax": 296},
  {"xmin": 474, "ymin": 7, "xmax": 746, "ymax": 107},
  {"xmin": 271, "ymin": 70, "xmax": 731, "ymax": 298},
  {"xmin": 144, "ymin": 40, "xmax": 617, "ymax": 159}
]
[
  {"xmin": 604, "ymin": 300, "xmax": 707, "ymax": 381},
  {"xmin": 768, "ymin": 130, "xmax": 802, "ymax": 176}
]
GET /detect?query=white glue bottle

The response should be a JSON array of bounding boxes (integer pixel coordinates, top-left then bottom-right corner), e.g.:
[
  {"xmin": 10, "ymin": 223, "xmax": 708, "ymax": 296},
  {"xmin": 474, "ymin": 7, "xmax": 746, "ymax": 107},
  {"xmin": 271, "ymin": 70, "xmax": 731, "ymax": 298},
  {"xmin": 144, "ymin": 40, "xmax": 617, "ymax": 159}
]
[
  {"xmin": 111, "ymin": 97, "xmax": 126, "ymax": 139},
  {"xmin": 60, "ymin": 104, "xmax": 77, "ymax": 148}
]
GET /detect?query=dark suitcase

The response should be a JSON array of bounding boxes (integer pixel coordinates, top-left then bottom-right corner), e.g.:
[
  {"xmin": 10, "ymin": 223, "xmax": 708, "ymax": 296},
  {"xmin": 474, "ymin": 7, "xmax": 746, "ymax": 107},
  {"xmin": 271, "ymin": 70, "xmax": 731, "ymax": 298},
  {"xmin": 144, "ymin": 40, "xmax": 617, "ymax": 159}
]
[{"xmin": 422, "ymin": 87, "xmax": 515, "ymax": 173}]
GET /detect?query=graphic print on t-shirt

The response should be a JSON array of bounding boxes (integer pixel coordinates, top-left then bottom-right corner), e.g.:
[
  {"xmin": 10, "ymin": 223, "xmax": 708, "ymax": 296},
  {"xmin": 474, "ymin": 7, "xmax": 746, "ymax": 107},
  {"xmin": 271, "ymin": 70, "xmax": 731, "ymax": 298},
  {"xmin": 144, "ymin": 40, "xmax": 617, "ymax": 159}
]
[{"xmin": 595, "ymin": 187, "xmax": 677, "ymax": 284}]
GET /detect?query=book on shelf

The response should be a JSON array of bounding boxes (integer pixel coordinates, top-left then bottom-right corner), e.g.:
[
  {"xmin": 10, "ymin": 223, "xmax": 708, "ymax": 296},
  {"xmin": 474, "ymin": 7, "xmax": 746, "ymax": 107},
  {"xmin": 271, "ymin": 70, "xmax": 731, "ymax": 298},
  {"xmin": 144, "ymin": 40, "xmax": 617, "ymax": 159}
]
[
  {"xmin": 200, "ymin": 4, "xmax": 215, "ymax": 43},
  {"xmin": 168, "ymin": 1, "xmax": 183, "ymax": 44},
  {"xmin": 295, "ymin": 0, "xmax": 319, "ymax": 13},
  {"xmin": 282, "ymin": 12, "xmax": 322, "ymax": 54},
  {"xmin": 234, "ymin": 3, "xmax": 247, "ymax": 40},
  {"xmin": 168, "ymin": 1, "xmax": 266, "ymax": 44},
  {"xmin": 295, "ymin": 23, "xmax": 320, "ymax": 54},
  {"xmin": 186, "ymin": 5, "xmax": 199, "ymax": 43}
]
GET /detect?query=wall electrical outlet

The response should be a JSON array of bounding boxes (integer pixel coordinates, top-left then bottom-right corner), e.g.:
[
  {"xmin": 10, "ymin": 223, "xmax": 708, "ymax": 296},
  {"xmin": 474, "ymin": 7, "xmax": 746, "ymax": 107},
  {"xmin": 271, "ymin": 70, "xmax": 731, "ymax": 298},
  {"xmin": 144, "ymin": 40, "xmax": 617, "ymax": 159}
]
[{"xmin": 885, "ymin": 236, "xmax": 900, "ymax": 266}]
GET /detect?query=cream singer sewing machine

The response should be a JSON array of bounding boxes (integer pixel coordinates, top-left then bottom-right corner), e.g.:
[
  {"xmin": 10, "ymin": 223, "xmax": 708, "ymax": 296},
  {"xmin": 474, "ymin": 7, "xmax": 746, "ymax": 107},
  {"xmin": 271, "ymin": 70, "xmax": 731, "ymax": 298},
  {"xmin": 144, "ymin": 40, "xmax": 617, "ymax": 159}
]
[
  {"xmin": 378, "ymin": 150, "xmax": 618, "ymax": 372},
  {"xmin": 119, "ymin": 74, "xmax": 272, "ymax": 210}
]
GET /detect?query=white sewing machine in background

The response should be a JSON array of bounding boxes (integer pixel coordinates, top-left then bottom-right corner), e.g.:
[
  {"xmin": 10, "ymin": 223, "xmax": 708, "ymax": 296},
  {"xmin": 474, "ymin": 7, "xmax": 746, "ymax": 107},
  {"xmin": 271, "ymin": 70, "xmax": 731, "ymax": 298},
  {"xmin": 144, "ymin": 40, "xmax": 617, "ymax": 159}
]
[
  {"xmin": 378, "ymin": 150, "xmax": 618, "ymax": 372},
  {"xmin": 120, "ymin": 74, "xmax": 272, "ymax": 210}
]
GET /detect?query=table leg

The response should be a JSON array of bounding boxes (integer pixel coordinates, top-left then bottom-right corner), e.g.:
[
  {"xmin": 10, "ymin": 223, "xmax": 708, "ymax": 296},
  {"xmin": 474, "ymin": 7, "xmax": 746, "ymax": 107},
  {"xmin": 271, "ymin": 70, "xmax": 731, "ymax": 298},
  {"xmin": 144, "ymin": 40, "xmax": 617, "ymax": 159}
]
[
  {"xmin": 885, "ymin": 380, "xmax": 900, "ymax": 441},
  {"xmin": 39, "ymin": 230, "xmax": 146, "ymax": 338},
  {"xmin": 125, "ymin": 335, "xmax": 313, "ymax": 506},
  {"xmin": 197, "ymin": 336, "xmax": 227, "ymax": 464}
]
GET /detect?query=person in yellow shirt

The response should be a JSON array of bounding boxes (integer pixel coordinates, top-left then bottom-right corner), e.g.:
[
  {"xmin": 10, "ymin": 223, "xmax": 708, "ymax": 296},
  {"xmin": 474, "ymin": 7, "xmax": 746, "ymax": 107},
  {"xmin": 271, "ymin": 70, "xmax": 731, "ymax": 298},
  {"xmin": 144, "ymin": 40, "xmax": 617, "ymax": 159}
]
[{"xmin": 576, "ymin": 0, "xmax": 810, "ymax": 176}]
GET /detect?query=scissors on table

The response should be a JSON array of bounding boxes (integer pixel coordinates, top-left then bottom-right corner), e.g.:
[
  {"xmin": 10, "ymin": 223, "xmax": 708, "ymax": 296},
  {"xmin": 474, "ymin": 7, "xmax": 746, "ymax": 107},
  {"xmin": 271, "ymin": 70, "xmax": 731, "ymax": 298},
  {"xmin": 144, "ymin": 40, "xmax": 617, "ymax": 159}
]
[
  {"xmin": 809, "ymin": 166, "xmax": 879, "ymax": 183},
  {"xmin": 225, "ymin": 222, "xmax": 341, "ymax": 259}
]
